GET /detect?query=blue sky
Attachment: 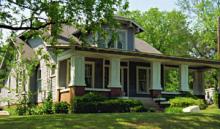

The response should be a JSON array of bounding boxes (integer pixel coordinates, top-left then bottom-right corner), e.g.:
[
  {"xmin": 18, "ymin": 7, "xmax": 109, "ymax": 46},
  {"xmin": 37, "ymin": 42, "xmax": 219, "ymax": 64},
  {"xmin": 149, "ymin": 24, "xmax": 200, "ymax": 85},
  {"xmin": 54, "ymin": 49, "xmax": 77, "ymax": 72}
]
[{"xmin": 128, "ymin": 0, "xmax": 178, "ymax": 11}]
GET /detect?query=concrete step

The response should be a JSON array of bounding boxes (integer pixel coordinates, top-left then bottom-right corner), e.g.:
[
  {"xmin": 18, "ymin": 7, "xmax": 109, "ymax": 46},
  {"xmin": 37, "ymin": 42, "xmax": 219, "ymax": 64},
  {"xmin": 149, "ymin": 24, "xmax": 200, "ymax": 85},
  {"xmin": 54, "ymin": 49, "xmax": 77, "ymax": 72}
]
[
  {"xmin": 130, "ymin": 97, "xmax": 161, "ymax": 111},
  {"xmin": 153, "ymin": 98, "xmax": 166, "ymax": 102},
  {"xmin": 160, "ymin": 101, "xmax": 170, "ymax": 105}
]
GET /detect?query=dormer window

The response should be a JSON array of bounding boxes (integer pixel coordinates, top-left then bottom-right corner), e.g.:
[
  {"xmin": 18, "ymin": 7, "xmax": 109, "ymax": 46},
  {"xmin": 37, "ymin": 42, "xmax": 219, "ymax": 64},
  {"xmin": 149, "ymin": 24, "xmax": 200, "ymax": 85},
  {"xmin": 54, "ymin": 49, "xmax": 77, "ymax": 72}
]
[{"xmin": 97, "ymin": 29, "xmax": 127, "ymax": 50}]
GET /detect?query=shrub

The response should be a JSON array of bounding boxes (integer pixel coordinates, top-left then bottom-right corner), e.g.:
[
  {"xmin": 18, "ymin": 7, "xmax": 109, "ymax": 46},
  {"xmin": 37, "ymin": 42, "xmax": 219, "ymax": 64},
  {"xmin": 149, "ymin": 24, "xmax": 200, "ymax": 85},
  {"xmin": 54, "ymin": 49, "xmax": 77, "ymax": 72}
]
[
  {"xmin": 4, "ymin": 107, "xmax": 17, "ymax": 116},
  {"xmin": 165, "ymin": 107, "xmax": 183, "ymax": 113},
  {"xmin": 42, "ymin": 92, "xmax": 54, "ymax": 114},
  {"xmin": 213, "ymin": 91, "xmax": 218, "ymax": 106},
  {"xmin": 130, "ymin": 106, "xmax": 147, "ymax": 112},
  {"xmin": 72, "ymin": 93, "xmax": 145, "ymax": 113},
  {"xmin": 54, "ymin": 102, "xmax": 69, "ymax": 114},
  {"xmin": 28, "ymin": 106, "xmax": 44, "ymax": 115},
  {"xmin": 170, "ymin": 97, "xmax": 207, "ymax": 110}
]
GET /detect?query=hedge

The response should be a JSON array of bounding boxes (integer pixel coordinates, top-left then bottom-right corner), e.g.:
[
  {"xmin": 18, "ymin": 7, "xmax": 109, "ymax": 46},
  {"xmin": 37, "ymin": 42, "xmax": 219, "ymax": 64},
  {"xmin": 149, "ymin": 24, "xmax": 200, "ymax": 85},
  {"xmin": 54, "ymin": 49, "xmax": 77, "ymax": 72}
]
[
  {"xmin": 72, "ymin": 93, "xmax": 146, "ymax": 113},
  {"xmin": 170, "ymin": 97, "xmax": 207, "ymax": 109}
]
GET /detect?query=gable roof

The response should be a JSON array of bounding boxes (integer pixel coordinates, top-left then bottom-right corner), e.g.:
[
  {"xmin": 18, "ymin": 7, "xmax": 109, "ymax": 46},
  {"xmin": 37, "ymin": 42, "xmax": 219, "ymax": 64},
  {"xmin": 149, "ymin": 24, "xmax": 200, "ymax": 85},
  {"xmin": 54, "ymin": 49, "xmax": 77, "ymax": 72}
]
[{"xmin": 134, "ymin": 38, "xmax": 162, "ymax": 54}]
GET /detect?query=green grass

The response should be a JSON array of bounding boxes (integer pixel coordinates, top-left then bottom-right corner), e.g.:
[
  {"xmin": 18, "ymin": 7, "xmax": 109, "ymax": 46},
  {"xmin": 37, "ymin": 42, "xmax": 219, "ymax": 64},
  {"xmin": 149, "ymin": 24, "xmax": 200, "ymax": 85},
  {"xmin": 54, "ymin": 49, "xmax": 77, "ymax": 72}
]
[{"xmin": 0, "ymin": 105, "xmax": 220, "ymax": 129}]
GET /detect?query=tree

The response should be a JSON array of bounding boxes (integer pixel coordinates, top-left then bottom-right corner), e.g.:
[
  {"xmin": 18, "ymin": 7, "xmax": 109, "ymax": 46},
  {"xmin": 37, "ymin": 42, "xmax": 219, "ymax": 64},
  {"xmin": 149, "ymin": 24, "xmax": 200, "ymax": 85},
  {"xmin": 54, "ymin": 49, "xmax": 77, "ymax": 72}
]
[
  {"xmin": 119, "ymin": 8, "xmax": 192, "ymax": 56},
  {"xmin": 0, "ymin": 0, "xmax": 128, "ymax": 41},
  {"xmin": 177, "ymin": 0, "xmax": 220, "ymax": 59}
]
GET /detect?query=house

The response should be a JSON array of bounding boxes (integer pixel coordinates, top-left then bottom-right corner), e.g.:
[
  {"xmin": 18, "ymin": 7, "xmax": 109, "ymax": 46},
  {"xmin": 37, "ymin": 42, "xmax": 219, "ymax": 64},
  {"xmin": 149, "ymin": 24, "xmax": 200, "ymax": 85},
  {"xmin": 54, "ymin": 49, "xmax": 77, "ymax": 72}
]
[{"xmin": 1, "ymin": 16, "xmax": 220, "ymax": 107}]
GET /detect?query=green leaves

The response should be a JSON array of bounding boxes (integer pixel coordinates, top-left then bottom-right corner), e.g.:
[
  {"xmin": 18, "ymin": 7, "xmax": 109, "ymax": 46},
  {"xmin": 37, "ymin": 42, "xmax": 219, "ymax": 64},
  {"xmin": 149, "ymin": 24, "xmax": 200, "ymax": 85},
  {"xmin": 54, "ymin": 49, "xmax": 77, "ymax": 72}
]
[{"xmin": 120, "ymin": 8, "xmax": 191, "ymax": 56}]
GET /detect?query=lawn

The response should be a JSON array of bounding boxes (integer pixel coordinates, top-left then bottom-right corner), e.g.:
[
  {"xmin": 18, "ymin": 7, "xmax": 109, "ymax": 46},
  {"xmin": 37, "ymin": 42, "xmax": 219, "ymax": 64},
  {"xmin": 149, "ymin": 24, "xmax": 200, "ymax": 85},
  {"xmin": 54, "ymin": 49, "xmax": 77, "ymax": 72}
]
[{"xmin": 0, "ymin": 106, "xmax": 220, "ymax": 129}]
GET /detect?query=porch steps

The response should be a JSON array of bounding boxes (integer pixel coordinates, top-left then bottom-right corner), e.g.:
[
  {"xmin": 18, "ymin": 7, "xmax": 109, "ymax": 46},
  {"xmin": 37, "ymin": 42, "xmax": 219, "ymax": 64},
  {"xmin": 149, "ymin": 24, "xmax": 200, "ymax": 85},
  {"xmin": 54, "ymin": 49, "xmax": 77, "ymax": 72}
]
[
  {"xmin": 153, "ymin": 97, "xmax": 170, "ymax": 109},
  {"xmin": 130, "ymin": 97, "xmax": 161, "ymax": 111}
]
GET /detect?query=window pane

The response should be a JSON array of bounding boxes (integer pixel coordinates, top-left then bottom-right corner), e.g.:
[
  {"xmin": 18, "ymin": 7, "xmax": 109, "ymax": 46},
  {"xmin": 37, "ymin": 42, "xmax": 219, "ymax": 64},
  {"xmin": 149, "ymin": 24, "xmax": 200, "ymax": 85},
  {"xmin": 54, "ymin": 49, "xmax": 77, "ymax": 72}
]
[
  {"xmin": 85, "ymin": 64, "xmax": 93, "ymax": 88},
  {"xmin": 138, "ymin": 68, "xmax": 148, "ymax": 93},
  {"xmin": 104, "ymin": 67, "xmax": 109, "ymax": 88},
  {"xmin": 118, "ymin": 31, "xmax": 126, "ymax": 49}
]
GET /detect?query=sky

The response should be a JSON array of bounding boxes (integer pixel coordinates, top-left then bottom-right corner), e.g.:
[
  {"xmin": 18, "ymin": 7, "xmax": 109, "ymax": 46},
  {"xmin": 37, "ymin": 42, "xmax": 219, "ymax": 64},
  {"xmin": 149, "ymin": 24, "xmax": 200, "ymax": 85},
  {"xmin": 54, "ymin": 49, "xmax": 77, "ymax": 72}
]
[{"xmin": 128, "ymin": 0, "xmax": 178, "ymax": 11}]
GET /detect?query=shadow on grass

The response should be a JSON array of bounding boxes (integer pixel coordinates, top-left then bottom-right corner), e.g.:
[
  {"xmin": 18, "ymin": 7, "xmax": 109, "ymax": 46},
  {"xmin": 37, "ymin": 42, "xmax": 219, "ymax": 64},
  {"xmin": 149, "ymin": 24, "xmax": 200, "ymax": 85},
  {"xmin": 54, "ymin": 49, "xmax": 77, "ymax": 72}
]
[{"xmin": 0, "ymin": 112, "xmax": 220, "ymax": 129}]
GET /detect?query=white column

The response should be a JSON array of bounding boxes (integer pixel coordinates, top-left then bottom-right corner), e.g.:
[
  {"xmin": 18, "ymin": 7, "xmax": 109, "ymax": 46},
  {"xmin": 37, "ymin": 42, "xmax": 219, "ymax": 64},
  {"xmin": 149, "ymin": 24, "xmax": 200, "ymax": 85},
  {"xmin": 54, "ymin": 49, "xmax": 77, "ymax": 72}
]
[
  {"xmin": 151, "ymin": 61, "xmax": 162, "ymax": 90},
  {"xmin": 180, "ymin": 64, "xmax": 189, "ymax": 92},
  {"xmin": 108, "ymin": 58, "xmax": 121, "ymax": 88},
  {"xmin": 69, "ymin": 55, "xmax": 86, "ymax": 86},
  {"xmin": 193, "ymin": 70, "xmax": 205, "ymax": 95},
  {"xmin": 56, "ymin": 61, "xmax": 60, "ymax": 89}
]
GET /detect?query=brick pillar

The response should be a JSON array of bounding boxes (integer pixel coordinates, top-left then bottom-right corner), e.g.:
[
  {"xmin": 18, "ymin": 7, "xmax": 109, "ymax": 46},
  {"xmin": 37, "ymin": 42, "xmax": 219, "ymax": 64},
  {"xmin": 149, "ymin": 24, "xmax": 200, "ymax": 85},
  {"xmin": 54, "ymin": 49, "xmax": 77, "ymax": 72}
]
[
  {"xmin": 69, "ymin": 55, "xmax": 86, "ymax": 100},
  {"xmin": 108, "ymin": 58, "xmax": 122, "ymax": 97},
  {"xmin": 150, "ymin": 61, "xmax": 162, "ymax": 98}
]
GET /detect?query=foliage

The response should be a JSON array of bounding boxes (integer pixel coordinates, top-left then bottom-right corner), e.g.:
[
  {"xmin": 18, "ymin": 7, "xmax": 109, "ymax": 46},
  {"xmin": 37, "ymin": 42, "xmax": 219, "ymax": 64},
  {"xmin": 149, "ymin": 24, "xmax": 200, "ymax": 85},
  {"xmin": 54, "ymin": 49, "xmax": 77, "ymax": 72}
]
[
  {"xmin": 177, "ymin": 0, "xmax": 220, "ymax": 59},
  {"xmin": 72, "ymin": 93, "xmax": 144, "ymax": 113},
  {"xmin": 165, "ymin": 107, "xmax": 183, "ymax": 113},
  {"xmin": 42, "ymin": 92, "xmax": 54, "ymax": 114},
  {"xmin": 16, "ymin": 92, "xmax": 35, "ymax": 115},
  {"xmin": 54, "ymin": 102, "xmax": 70, "ymax": 114},
  {"xmin": 170, "ymin": 97, "xmax": 207, "ymax": 110},
  {"xmin": 119, "ymin": 8, "xmax": 192, "ymax": 56},
  {"xmin": 130, "ymin": 106, "xmax": 148, "ymax": 112},
  {"xmin": 0, "ymin": 0, "xmax": 128, "ymax": 44},
  {"xmin": 164, "ymin": 69, "xmax": 180, "ymax": 92},
  {"xmin": 213, "ymin": 91, "xmax": 219, "ymax": 106}
]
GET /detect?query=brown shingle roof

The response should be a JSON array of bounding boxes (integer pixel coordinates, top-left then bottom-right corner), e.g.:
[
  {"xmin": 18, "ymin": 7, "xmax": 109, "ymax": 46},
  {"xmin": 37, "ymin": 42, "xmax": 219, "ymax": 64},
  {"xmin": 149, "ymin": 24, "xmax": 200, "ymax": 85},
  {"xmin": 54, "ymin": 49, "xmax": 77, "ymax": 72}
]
[{"xmin": 134, "ymin": 38, "xmax": 162, "ymax": 54}]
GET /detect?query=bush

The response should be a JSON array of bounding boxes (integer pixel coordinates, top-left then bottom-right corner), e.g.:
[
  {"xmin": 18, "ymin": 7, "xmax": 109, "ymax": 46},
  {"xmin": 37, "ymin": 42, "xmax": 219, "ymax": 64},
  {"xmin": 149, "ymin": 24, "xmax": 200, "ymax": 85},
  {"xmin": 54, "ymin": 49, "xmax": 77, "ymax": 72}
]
[
  {"xmin": 130, "ymin": 106, "xmax": 147, "ymax": 112},
  {"xmin": 165, "ymin": 107, "xmax": 183, "ymax": 113},
  {"xmin": 28, "ymin": 106, "xmax": 44, "ymax": 115},
  {"xmin": 213, "ymin": 91, "xmax": 218, "ymax": 106},
  {"xmin": 72, "ymin": 93, "xmax": 145, "ymax": 113},
  {"xmin": 170, "ymin": 97, "xmax": 207, "ymax": 110},
  {"xmin": 42, "ymin": 92, "xmax": 54, "ymax": 114},
  {"xmin": 54, "ymin": 102, "xmax": 69, "ymax": 114}
]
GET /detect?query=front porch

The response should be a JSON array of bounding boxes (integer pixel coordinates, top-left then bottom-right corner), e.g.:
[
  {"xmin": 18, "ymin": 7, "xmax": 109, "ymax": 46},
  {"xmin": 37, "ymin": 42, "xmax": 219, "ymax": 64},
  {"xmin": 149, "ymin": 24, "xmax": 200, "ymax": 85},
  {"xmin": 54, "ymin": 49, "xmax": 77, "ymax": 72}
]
[{"xmin": 55, "ymin": 47, "xmax": 220, "ymax": 103}]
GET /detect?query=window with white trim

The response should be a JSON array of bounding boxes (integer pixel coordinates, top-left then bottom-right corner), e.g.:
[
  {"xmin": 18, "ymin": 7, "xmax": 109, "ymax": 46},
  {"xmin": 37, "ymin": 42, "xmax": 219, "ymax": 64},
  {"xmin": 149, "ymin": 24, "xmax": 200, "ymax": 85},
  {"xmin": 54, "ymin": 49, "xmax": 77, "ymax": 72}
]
[
  {"xmin": 85, "ymin": 62, "xmax": 95, "ymax": 88},
  {"xmin": 37, "ymin": 66, "xmax": 42, "ymax": 91},
  {"xmin": 97, "ymin": 29, "xmax": 127, "ymax": 50},
  {"xmin": 104, "ymin": 65, "xmax": 110, "ymax": 88},
  {"xmin": 136, "ymin": 67, "xmax": 151, "ymax": 93}
]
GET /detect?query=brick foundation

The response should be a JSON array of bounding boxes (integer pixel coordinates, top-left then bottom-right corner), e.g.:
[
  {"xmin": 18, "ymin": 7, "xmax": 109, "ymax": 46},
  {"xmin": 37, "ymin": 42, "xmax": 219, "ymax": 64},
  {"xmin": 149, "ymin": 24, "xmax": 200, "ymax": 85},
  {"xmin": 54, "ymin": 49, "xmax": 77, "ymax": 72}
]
[
  {"xmin": 150, "ymin": 89, "xmax": 161, "ymax": 98},
  {"xmin": 110, "ymin": 88, "xmax": 122, "ymax": 97}
]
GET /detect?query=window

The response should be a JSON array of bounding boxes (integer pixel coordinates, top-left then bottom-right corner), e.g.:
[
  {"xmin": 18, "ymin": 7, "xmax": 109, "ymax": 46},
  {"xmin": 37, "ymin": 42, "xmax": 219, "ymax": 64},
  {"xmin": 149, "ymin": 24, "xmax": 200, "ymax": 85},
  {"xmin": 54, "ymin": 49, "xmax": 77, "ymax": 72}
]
[
  {"xmin": 136, "ymin": 67, "xmax": 151, "ymax": 93},
  {"xmin": 98, "ymin": 29, "xmax": 127, "ymax": 50},
  {"xmin": 50, "ymin": 66, "xmax": 56, "ymax": 77},
  {"xmin": 85, "ymin": 62, "xmax": 95, "ymax": 88},
  {"xmin": 37, "ymin": 67, "xmax": 42, "ymax": 91},
  {"xmin": 104, "ymin": 66, "xmax": 110, "ymax": 88}
]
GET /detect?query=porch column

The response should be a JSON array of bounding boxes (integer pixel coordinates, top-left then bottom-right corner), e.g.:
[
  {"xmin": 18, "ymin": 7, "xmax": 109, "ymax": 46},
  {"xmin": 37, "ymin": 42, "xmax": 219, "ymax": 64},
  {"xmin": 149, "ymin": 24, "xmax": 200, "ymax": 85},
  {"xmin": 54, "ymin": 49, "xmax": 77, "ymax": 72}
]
[
  {"xmin": 150, "ymin": 61, "xmax": 162, "ymax": 97},
  {"xmin": 69, "ymin": 55, "xmax": 86, "ymax": 98},
  {"xmin": 56, "ymin": 61, "xmax": 60, "ymax": 102},
  {"xmin": 193, "ymin": 70, "xmax": 205, "ymax": 99},
  {"xmin": 180, "ymin": 64, "xmax": 190, "ymax": 92},
  {"xmin": 108, "ymin": 58, "xmax": 122, "ymax": 97}
]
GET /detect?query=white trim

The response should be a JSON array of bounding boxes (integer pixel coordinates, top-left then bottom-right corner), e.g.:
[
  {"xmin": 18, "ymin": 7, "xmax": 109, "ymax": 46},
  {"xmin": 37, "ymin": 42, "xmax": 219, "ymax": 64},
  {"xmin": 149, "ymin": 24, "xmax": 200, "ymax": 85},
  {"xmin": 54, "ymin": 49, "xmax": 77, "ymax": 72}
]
[
  {"xmin": 60, "ymin": 88, "xmax": 70, "ymax": 93},
  {"xmin": 85, "ymin": 61, "xmax": 95, "ymax": 88},
  {"xmin": 57, "ymin": 49, "xmax": 74, "ymax": 61},
  {"xmin": 85, "ymin": 88, "xmax": 111, "ymax": 92},
  {"xmin": 66, "ymin": 59, "xmax": 71, "ymax": 86},
  {"xmin": 136, "ymin": 66, "xmax": 151, "ymax": 94},
  {"xmin": 161, "ymin": 91, "xmax": 181, "ymax": 95},
  {"xmin": 120, "ymin": 65, "xmax": 129, "ymax": 97}
]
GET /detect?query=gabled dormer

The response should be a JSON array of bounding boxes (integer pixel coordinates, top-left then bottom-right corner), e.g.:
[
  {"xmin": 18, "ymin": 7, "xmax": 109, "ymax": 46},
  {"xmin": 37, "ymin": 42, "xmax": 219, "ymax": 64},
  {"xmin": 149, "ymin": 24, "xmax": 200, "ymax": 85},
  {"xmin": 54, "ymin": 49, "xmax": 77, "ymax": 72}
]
[{"xmin": 86, "ymin": 16, "xmax": 144, "ymax": 51}]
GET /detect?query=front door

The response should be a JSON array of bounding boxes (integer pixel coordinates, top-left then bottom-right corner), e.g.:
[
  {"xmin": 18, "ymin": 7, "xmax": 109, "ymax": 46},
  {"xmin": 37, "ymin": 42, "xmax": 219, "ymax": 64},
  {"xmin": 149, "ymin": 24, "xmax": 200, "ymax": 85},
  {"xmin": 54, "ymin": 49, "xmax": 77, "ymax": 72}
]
[{"xmin": 121, "ymin": 67, "xmax": 128, "ymax": 96}]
